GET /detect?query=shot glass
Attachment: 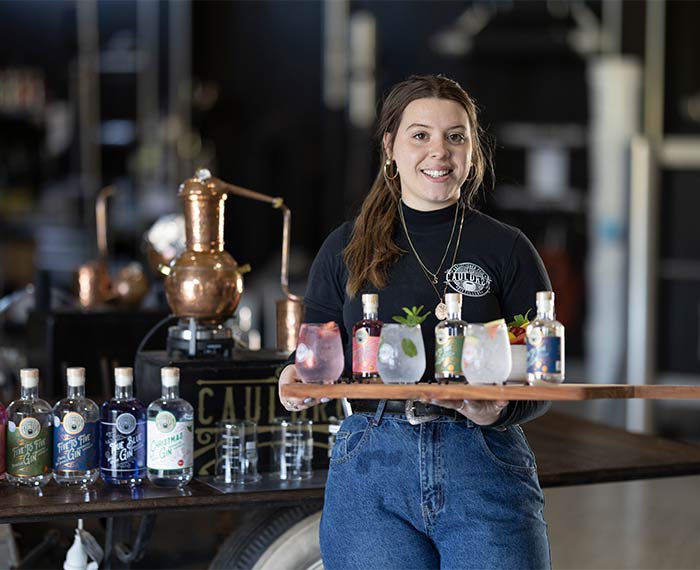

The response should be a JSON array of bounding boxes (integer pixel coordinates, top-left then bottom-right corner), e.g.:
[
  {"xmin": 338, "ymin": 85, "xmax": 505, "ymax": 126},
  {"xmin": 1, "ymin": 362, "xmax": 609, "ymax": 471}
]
[
  {"xmin": 270, "ymin": 418, "xmax": 313, "ymax": 481},
  {"xmin": 215, "ymin": 419, "xmax": 261, "ymax": 484}
]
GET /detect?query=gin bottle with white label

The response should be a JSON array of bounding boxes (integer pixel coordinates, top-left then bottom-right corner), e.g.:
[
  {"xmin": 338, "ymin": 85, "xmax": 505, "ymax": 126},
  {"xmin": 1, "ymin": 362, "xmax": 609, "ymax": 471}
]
[
  {"xmin": 147, "ymin": 367, "xmax": 194, "ymax": 487},
  {"xmin": 53, "ymin": 367, "xmax": 100, "ymax": 487},
  {"xmin": 6, "ymin": 368, "xmax": 53, "ymax": 487},
  {"xmin": 434, "ymin": 293, "xmax": 467, "ymax": 384},
  {"xmin": 526, "ymin": 291, "xmax": 565, "ymax": 384},
  {"xmin": 100, "ymin": 367, "xmax": 146, "ymax": 486}
]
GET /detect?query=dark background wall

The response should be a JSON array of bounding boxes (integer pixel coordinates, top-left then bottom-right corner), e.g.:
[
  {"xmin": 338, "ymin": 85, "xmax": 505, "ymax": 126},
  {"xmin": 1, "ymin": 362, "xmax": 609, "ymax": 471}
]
[{"xmin": 0, "ymin": 0, "xmax": 698, "ymax": 367}]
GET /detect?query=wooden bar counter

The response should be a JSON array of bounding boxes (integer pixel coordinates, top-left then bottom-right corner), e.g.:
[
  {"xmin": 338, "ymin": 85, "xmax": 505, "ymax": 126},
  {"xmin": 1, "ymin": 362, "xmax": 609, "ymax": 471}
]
[
  {"xmin": 0, "ymin": 471, "xmax": 328, "ymax": 524},
  {"xmin": 2, "ymin": 411, "xmax": 700, "ymax": 524}
]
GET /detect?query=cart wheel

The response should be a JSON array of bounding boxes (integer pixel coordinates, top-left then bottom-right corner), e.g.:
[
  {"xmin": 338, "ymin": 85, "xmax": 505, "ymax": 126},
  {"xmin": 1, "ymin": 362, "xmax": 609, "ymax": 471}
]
[{"xmin": 209, "ymin": 506, "xmax": 323, "ymax": 570}]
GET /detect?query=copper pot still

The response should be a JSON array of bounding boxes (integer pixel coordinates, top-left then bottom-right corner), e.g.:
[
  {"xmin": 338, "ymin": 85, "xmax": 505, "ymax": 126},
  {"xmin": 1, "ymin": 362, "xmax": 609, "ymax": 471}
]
[
  {"xmin": 162, "ymin": 169, "xmax": 304, "ymax": 349},
  {"xmin": 76, "ymin": 187, "xmax": 148, "ymax": 309}
]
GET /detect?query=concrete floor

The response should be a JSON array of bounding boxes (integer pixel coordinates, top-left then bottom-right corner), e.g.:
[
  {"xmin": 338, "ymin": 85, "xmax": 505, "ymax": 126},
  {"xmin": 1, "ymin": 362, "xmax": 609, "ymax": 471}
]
[{"xmin": 545, "ymin": 475, "xmax": 700, "ymax": 569}]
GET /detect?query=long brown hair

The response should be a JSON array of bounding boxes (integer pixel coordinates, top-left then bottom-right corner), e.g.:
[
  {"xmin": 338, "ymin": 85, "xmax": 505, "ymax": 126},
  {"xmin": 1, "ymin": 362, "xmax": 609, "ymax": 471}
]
[{"xmin": 343, "ymin": 74, "xmax": 492, "ymax": 297}]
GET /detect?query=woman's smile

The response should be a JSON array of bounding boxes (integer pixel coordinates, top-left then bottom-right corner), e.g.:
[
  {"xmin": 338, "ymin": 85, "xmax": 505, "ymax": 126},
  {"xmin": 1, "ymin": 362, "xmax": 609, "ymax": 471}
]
[{"xmin": 421, "ymin": 168, "xmax": 452, "ymax": 182}]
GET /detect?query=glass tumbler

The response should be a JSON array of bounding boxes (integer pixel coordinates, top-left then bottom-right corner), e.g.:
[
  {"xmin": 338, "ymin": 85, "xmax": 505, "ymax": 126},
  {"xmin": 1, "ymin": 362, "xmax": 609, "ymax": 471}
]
[
  {"xmin": 215, "ymin": 419, "xmax": 261, "ymax": 484},
  {"xmin": 270, "ymin": 418, "xmax": 313, "ymax": 481},
  {"xmin": 295, "ymin": 322, "xmax": 344, "ymax": 383},
  {"xmin": 376, "ymin": 324, "xmax": 426, "ymax": 384},
  {"xmin": 327, "ymin": 416, "xmax": 341, "ymax": 460},
  {"xmin": 461, "ymin": 320, "xmax": 512, "ymax": 385}
]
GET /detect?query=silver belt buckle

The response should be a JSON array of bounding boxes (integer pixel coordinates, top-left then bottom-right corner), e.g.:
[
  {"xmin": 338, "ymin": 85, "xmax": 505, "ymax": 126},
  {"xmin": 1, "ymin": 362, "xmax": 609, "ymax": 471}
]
[{"xmin": 405, "ymin": 400, "xmax": 439, "ymax": 426}]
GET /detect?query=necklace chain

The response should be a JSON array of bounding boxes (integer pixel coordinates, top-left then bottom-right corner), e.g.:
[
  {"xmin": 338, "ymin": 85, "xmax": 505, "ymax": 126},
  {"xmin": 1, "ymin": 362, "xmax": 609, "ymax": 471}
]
[
  {"xmin": 398, "ymin": 202, "xmax": 459, "ymax": 284},
  {"xmin": 399, "ymin": 202, "xmax": 466, "ymax": 319}
]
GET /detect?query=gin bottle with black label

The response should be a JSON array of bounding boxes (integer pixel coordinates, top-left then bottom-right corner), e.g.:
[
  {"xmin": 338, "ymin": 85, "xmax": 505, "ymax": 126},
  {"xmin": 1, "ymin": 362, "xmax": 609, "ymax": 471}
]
[
  {"xmin": 101, "ymin": 367, "xmax": 146, "ymax": 486},
  {"xmin": 6, "ymin": 368, "xmax": 53, "ymax": 487},
  {"xmin": 526, "ymin": 291, "xmax": 565, "ymax": 384},
  {"xmin": 147, "ymin": 367, "xmax": 194, "ymax": 487},
  {"xmin": 52, "ymin": 367, "xmax": 100, "ymax": 487},
  {"xmin": 434, "ymin": 293, "xmax": 467, "ymax": 384}
]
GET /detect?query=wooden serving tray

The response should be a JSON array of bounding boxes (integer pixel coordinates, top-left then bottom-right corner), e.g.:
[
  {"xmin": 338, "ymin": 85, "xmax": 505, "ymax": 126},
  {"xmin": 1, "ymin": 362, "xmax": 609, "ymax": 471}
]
[{"xmin": 280, "ymin": 383, "xmax": 700, "ymax": 401}]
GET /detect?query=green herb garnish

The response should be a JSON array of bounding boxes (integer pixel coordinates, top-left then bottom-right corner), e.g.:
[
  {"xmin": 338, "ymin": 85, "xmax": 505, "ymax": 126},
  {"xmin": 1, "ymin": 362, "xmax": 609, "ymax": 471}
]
[
  {"xmin": 507, "ymin": 309, "xmax": 531, "ymax": 329},
  {"xmin": 392, "ymin": 305, "xmax": 430, "ymax": 326},
  {"xmin": 391, "ymin": 306, "xmax": 429, "ymax": 357},
  {"xmin": 401, "ymin": 338, "xmax": 418, "ymax": 357}
]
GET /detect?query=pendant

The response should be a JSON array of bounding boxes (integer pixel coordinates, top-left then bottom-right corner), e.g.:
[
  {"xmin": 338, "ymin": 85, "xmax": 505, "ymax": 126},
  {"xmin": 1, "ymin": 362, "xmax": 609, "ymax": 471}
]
[{"xmin": 435, "ymin": 302, "xmax": 447, "ymax": 321}]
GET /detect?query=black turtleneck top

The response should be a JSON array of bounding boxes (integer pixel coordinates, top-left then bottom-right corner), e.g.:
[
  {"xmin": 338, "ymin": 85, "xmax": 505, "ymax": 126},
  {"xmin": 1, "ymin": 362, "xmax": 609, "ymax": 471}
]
[{"xmin": 297, "ymin": 201, "xmax": 552, "ymax": 427}]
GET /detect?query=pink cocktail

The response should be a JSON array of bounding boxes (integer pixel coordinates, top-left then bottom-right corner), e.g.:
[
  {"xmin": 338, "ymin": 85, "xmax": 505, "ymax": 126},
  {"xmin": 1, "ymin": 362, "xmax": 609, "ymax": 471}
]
[{"xmin": 295, "ymin": 322, "xmax": 344, "ymax": 384}]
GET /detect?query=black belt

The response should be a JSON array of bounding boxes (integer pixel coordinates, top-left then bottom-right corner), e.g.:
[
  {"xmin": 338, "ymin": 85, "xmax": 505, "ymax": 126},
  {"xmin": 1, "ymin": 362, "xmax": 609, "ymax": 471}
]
[{"xmin": 349, "ymin": 399, "xmax": 467, "ymax": 422}]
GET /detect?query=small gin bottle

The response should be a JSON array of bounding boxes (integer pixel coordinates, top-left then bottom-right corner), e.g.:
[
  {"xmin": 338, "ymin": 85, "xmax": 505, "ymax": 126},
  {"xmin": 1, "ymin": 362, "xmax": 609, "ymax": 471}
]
[
  {"xmin": 435, "ymin": 293, "xmax": 467, "ymax": 384},
  {"xmin": 352, "ymin": 293, "xmax": 383, "ymax": 383},
  {"xmin": 147, "ymin": 367, "xmax": 194, "ymax": 487},
  {"xmin": 526, "ymin": 291, "xmax": 565, "ymax": 384},
  {"xmin": 53, "ymin": 367, "xmax": 100, "ymax": 487},
  {"xmin": 100, "ymin": 367, "xmax": 146, "ymax": 486},
  {"xmin": 6, "ymin": 368, "xmax": 53, "ymax": 487},
  {"xmin": 0, "ymin": 399, "xmax": 6, "ymax": 480}
]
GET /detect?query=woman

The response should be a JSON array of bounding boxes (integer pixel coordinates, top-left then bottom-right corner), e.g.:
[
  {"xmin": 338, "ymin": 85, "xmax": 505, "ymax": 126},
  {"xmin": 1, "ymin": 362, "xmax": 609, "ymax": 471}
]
[{"xmin": 279, "ymin": 75, "xmax": 551, "ymax": 569}]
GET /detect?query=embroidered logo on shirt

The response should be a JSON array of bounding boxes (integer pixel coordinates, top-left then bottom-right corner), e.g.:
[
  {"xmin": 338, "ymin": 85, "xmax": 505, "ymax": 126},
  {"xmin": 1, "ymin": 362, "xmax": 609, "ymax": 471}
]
[{"xmin": 445, "ymin": 262, "xmax": 491, "ymax": 297}]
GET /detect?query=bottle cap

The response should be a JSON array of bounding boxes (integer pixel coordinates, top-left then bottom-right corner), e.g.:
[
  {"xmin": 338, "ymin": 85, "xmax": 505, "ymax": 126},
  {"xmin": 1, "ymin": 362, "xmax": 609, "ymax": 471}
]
[
  {"xmin": 161, "ymin": 367, "xmax": 180, "ymax": 387},
  {"xmin": 20, "ymin": 368, "xmax": 39, "ymax": 388},
  {"xmin": 536, "ymin": 291, "xmax": 554, "ymax": 303},
  {"xmin": 536, "ymin": 291, "xmax": 555, "ymax": 311},
  {"xmin": 361, "ymin": 293, "xmax": 378, "ymax": 312},
  {"xmin": 66, "ymin": 367, "xmax": 86, "ymax": 387},
  {"xmin": 445, "ymin": 292, "xmax": 462, "ymax": 312},
  {"xmin": 114, "ymin": 367, "xmax": 134, "ymax": 387}
]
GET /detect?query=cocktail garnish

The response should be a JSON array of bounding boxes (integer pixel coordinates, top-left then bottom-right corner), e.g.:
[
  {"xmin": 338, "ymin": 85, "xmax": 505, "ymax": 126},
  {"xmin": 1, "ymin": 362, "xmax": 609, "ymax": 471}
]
[
  {"xmin": 391, "ymin": 306, "xmax": 430, "ymax": 357},
  {"xmin": 392, "ymin": 305, "xmax": 430, "ymax": 327}
]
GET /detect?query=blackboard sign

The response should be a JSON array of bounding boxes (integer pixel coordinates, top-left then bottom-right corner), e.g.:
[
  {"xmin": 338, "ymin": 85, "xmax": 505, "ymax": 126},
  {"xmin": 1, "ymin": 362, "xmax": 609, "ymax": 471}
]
[{"xmin": 135, "ymin": 349, "xmax": 343, "ymax": 475}]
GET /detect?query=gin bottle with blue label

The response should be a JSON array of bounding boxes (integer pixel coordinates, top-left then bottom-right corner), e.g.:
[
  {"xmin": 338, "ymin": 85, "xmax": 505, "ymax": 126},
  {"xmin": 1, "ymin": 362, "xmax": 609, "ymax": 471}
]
[
  {"xmin": 6, "ymin": 368, "xmax": 53, "ymax": 487},
  {"xmin": 526, "ymin": 291, "xmax": 565, "ymax": 384},
  {"xmin": 100, "ymin": 367, "xmax": 146, "ymax": 486},
  {"xmin": 53, "ymin": 367, "xmax": 100, "ymax": 487},
  {"xmin": 147, "ymin": 367, "xmax": 194, "ymax": 487}
]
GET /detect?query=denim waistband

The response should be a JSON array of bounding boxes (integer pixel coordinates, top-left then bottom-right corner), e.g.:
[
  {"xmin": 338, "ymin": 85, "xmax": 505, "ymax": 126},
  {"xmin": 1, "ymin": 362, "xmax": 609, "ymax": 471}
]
[{"xmin": 351, "ymin": 399, "xmax": 474, "ymax": 426}]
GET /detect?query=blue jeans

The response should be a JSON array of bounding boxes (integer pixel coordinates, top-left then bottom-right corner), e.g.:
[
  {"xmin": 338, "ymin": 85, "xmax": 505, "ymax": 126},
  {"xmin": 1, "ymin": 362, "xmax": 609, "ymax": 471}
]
[{"xmin": 320, "ymin": 404, "xmax": 551, "ymax": 570}]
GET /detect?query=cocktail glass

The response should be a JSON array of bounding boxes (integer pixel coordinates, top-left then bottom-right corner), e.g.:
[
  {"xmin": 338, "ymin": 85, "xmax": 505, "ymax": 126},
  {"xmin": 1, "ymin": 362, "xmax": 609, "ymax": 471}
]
[
  {"xmin": 376, "ymin": 324, "xmax": 426, "ymax": 384},
  {"xmin": 295, "ymin": 322, "xmax": 344, "ymax": 383},
  {"xmin": 461, "ymin": 319, "xmax": 512, "ymax": 385}
]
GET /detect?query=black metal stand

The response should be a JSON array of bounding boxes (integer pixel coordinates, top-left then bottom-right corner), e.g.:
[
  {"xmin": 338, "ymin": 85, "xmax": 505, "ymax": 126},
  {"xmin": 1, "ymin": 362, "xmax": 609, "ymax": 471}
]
[{"xmin": 103, "ymin": 515, "xmax": 156, "ymax": 569}]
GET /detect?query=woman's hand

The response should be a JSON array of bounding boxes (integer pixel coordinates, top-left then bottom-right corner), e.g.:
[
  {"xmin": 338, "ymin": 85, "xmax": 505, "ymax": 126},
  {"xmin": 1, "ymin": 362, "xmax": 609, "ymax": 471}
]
[
  {"xmin": 428, "ymin": 398, "xmax": 509, "ymax": 426},
  {"xmin": 278, "ymin": 364, "xmax": 330, "ymax": 412}
]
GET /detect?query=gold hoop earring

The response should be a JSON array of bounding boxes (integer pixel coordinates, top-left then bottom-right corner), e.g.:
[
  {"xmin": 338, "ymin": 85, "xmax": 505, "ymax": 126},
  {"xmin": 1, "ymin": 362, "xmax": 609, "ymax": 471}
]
[{"xmin": 383, "ymin": 159, "xmax": 399, "ymax": 181}]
